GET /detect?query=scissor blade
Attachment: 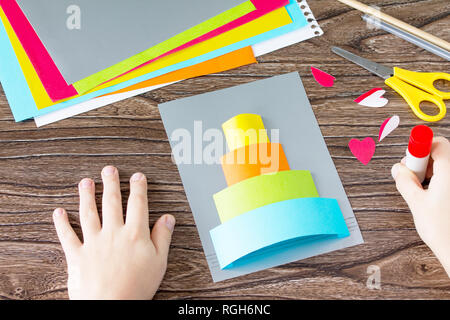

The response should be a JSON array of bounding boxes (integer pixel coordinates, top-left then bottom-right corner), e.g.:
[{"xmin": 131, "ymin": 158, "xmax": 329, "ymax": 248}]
[{"xmin": 331, "ymin": 46, "xmax": 394, "ymax": 79}]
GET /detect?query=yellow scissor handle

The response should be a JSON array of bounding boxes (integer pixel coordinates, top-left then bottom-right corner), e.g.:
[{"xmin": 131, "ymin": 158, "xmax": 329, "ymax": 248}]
[
  {"xmin": 393, "ymin": 67, "xmax": 450, "ymax": 100},
  {"xmin": 386, "ymin": 76, "xmax": 446, "ymax": 122}
]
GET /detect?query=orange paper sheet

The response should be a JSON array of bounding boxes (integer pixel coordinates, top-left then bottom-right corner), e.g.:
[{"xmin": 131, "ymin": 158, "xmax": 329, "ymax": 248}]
[
  {"xmin": 220, "ymin": 142, "xmax": 290, "ymax": 186},
  {"xmin": 101, "ymin": 47, "xmax": 257, "ymax": 98}
]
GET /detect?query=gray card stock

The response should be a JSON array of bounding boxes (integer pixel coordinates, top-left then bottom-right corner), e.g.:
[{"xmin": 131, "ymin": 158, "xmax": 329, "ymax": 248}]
[
  {"xmin": 158, "ymin": 72, "xmax": 364, "ymax": 282},
  {"xmin": 16, "ymin": 0, "xmax": 248, "ymax": 84}
]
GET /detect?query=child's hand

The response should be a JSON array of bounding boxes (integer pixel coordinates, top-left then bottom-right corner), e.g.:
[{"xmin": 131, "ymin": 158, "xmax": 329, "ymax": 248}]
[
  {"xmin": 52, "ymin": 166, "xmax": 176, "ymax": 300},
  {"xmin": 392, "ymin": 137, "xmax": 450, "ymax": 276}
]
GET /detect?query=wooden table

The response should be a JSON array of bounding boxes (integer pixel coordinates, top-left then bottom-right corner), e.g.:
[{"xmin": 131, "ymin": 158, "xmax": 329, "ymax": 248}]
[{"xmin": 0, "ymin": 0, "xmax": 449, "ymax": 300}]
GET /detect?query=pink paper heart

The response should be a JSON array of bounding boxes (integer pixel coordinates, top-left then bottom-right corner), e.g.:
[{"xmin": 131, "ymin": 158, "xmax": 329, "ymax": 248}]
[
  {"xmin": 311, "ymin": 66, "xmax": 335, "ymax": 87},
  {"xmin": 348, "ymin": 137, "xmax": 376, "ymax": 165}
]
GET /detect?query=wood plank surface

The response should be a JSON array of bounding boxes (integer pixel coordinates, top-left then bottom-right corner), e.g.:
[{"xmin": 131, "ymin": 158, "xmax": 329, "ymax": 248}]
[{"xmin": 0, "ymin": 0, "xmax": 449, "ymax": 300}]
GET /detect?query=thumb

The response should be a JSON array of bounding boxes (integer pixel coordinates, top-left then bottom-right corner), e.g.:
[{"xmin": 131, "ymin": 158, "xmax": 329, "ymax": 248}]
[
  {"xmin": 391, "ymin": 163, "xmax": 424, "ymax": 206},
  {"xmin": 151, "ymin": 214, "xmax": 175, "ymax": 258}
]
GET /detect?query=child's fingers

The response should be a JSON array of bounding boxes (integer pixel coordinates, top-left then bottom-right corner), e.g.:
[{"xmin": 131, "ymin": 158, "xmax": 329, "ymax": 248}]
[
  {"xmin": 431, "ymin": 136, "xmax": 450, "ymax": 159},
  {"xmin": 392, "ymin": 163, "xmax": 424, "ymax": 208},
  {"xmin": 430, "ymin": 137, "xmax": 450, "ymax": 172},
  {"xmin": 125, "ymin": 172, "xmax": 150, "ymax": 234},
  {"xmin": 53, "ymin": 208, "xmax": 82, "ymax": 256},
  {"xmin": 428, "ymin": 137, "xmax": 450, "ymax": 189},
  {"xmin": 78, "ymin": 178, "xmax": 101, "ymax": 238},
  {"xmin": 151, "ymin": 214, "xmax": 175, "ymax": 258},
  {"xmin": 101, "ymin": 166, "xmax": 124, "ymax": 230}
]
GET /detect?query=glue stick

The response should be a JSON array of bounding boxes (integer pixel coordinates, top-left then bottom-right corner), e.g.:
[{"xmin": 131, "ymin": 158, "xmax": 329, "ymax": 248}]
[{"xmin": 405, "ymin": 125, "xmax": 433, "ymax": 183}]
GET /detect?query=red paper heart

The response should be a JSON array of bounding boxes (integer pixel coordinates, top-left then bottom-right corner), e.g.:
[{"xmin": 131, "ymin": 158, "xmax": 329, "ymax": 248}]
[{"xmin": 348, "ymin": 137, "xmax": 376, "ymax": 165}]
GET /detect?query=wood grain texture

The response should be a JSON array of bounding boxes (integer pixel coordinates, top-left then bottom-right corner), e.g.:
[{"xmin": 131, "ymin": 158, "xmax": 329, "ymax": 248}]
[{"xmin": 0, "ymin": 0, "xmax": 449, "ymax": 300}]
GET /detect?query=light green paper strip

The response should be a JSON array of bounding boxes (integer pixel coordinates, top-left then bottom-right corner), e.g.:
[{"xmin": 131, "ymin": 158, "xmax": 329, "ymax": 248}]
[
  {"xmin": 213, "ymin": 170, "xmax": 319, "ymax": 223},
  {"xmin": 73, "ymin": 1, "xmax": 256, "ymax": 94}
]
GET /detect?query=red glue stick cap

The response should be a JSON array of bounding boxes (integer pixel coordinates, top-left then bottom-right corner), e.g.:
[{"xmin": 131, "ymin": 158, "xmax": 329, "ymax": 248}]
[{"xmin": 408, "ymin": 125, "xmax": 433, "ymax": 158}]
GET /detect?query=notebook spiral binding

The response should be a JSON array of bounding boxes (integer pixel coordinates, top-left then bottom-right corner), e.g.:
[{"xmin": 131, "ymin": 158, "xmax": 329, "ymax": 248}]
[{"xmin": 298, "ymin": 0, "xmax": 323, "ymax": 37}]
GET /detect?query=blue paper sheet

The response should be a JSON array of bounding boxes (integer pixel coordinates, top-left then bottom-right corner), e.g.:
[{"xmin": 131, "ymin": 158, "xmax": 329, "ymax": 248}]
[
  {"xmin": 0, "ymin": 0, "xmax": 307, "ymax": 121},
  {"xmin": 210, "ymin": 197, "xmax": 350, "ymax": 269},
  {"xmin": 0, "ymin": 16, "xmax": 35, "ymax": 119}
]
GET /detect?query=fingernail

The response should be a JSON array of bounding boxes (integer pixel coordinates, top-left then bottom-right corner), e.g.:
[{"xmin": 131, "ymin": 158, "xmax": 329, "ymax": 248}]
[
  {"xmin": 131, "ymin": 172, "xmax": 145, "ymax": 182},
  {"xmin": 391, "ymin": 164, "xmax": 399, "ymax": 180},
  {"xmin": 164, "ymin": 215, "xmax": 175, "ymax": 232},
  {"xmin": 80, "ymin": 178, "xmax": 92, "ymax": 189},
  {"xmin": 102, "ymin": 166, "xmax": 116, "ymax": 176},
  {"xmin": 53, "ymin": 208, "xmax": 64, "ymax": 218},
  {"xmin": 401, "ymin": 157, "xmax": 406, "ymax": 165}
]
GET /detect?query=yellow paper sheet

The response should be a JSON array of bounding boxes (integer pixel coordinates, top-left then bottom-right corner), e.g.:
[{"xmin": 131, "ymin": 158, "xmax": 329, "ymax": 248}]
[{"xmin": 222, "ymin": 113, "xmax": 270, "ymax": 151}]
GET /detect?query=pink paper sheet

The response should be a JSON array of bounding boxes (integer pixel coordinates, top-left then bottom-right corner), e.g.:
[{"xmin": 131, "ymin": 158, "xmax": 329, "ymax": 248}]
[
  {"xmin": 1, "ymin": 0, "xmax": 287, "ymax": 100},
  {"xmin": 0, "ymin": 0, "xmax": 77, "ymax": 101}
]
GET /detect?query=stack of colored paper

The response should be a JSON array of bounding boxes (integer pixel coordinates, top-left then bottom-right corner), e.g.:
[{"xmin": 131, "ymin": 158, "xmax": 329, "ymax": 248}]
[{"xmin": 0, "ymin": 0, "xmax": 322, "ymax": 126}]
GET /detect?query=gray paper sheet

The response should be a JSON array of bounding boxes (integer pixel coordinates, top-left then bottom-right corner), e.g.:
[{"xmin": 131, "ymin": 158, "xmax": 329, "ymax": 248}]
[
  {"xmin": 159, "ymin": 72, "xmax": 364, "ymax": 282},
  {"xmin": 17, "ymin": 0, "xmax": 248, "ymax": 84}
]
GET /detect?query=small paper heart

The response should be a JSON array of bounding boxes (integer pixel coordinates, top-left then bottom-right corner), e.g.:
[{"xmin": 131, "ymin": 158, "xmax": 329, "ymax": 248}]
[
  {"xmin": 354, "ymin": 88, "xmax": 388, "ymax": 108},
  {"xmin": 311, "ymin": 66, "xmax": 335, "ymax": 87},
  {"xmin": 348, "ymin": 137, "xmax": 376, "ymax": 165},
  {"xmin": 379, "ymin": 115, "xmax": 400, "ymax": 142}
]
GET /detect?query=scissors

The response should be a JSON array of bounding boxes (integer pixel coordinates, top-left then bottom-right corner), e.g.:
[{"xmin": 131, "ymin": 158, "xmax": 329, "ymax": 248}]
[{"xmin": 332, "ymin": 46, "xmax": 450, "ymax": 122}]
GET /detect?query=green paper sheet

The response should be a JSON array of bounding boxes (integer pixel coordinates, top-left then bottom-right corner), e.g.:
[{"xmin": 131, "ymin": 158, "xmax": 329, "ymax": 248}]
[{"xmin": 213, "ymin": 170, "xmax": 319, "ymax": 223}]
